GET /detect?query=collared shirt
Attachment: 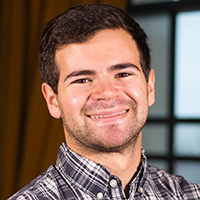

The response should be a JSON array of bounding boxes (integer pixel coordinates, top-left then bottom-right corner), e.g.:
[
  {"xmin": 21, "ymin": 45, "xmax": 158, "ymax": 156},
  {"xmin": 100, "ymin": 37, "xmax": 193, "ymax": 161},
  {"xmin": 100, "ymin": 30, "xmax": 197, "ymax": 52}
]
[{"xmin": 9, "ymin": 143, "xmax": 200, "ymax": 200}]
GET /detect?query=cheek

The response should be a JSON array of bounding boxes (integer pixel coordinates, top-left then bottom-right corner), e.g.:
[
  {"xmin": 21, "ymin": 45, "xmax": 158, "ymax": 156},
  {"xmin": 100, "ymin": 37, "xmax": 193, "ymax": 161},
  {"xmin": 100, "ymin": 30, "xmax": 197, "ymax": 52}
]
[
  {"xmin": 62, "ymin": 90, "xmax": 88, "ymax": 114},
  {"xmin": 71, "ymin": 96, "xmax": 79, "ymax": 105},
  {"xmin": 122, "ymin": 82, "xmax": 147, "ymax": 103}
]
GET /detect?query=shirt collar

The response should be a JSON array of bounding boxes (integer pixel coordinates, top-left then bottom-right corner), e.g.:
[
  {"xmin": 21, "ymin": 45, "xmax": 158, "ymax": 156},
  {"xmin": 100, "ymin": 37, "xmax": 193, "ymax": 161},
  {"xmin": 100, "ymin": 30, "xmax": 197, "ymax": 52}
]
[
  {"xmin": 56, "ymin": 143, "xmax": 111, "ymax": 196},
  {"xmin": 129, "ymin": 147, "xmax": 148, "ymax": 194},
  {"xmin": 56, "ymin": 143, "xmax": 148, "ymax": 196}
]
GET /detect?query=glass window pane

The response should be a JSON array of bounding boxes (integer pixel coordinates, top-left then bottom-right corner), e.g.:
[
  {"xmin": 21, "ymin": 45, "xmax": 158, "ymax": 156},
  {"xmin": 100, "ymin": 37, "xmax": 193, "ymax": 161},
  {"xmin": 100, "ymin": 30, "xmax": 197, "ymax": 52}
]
[
  {"xmin": 174, "ymin": 11, "xmax": 200, "ymax": 118},
  {"xmin": 174, "ymin": 161, "xmax": 200, "ymax": 184},
  {"xmin": 133, "ymin": 14, "xmax": 171, "ymax": 118},
  {"xmin": 148, "ymin": 159, "xmax": 169, "ymax": 172},
  {"xmin": 142, "ymin": 123, "xmax": 169, "ymax": 155},
  {"xmin": 173, "ymin": 123, "xmax": 200, "ymax": 157},
  {"xmin": 131, "ymin": 0, "xmax": 178, "ymax": 6}
]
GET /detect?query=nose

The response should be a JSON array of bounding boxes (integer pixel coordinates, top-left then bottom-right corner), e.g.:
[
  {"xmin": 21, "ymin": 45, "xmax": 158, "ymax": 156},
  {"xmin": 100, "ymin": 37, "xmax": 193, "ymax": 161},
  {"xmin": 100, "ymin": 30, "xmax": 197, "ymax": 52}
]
[{"xmin": 91, "ymin": 77, "xmax": 120, "ymax": 101}]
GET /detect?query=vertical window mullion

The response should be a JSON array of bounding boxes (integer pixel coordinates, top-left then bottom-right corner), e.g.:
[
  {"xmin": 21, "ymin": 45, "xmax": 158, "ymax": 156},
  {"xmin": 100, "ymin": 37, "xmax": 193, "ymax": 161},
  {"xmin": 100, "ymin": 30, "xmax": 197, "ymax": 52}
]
[{"xmin": 169, "ymin": 10, "xmax": 177, "ymax": 175}]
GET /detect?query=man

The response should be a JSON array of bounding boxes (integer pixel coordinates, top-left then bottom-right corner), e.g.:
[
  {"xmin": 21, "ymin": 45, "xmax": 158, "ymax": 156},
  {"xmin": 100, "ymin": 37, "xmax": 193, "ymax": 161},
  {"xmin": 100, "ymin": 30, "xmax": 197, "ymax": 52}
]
[{"xmin": 9, "ymin": 4, "xmax": 200, "ymax": 200}]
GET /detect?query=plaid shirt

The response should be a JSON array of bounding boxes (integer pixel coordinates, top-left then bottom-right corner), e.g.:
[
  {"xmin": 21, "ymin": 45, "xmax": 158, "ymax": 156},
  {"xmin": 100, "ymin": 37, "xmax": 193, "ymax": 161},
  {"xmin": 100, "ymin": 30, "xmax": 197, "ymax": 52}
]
[{"xmin": 9, "ymin": 143, "xmax": 200, "ymax": 200}]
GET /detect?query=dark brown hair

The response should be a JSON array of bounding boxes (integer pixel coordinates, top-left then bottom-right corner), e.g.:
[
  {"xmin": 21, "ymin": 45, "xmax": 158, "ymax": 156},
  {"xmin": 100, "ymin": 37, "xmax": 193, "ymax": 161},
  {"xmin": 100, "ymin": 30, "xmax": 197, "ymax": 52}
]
[{"xmin": 39, "ymin": 4, "xmax": 151, "ymax": 94}]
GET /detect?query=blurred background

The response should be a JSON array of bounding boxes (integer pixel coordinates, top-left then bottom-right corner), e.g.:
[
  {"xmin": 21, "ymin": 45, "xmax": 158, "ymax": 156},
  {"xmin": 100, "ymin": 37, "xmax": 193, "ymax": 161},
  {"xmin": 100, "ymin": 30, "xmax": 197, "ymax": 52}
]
[{"xmin": 1, "ymin": 0, "xmax": 200, "ymax": 199}]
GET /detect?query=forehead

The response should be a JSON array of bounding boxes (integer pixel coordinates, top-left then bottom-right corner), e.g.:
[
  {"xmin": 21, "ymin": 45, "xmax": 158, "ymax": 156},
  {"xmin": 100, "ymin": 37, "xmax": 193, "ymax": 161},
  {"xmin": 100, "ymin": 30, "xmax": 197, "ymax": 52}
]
[{"xmin": 55, "ymin": 29, "xmax": 140, "ymax": 73}]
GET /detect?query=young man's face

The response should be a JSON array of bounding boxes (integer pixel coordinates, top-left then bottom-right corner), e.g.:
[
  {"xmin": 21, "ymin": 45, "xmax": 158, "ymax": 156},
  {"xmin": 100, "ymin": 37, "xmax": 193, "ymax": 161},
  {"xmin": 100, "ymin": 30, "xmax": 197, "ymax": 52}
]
[{"xmin": 43, "ymin": 28, "xmax": 155, "ymax": 153}]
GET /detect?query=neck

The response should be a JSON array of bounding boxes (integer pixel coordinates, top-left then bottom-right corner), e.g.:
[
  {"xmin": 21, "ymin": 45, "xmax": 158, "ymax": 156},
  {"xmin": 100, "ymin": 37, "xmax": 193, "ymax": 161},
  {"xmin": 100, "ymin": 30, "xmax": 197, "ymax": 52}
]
[
  {"xmin": 67, "ymin": 133, "xmax": 142, "ymax": 195},
  {"xmin": 91, "ymin": 136, "xmax": 142, "ymax": 191}
]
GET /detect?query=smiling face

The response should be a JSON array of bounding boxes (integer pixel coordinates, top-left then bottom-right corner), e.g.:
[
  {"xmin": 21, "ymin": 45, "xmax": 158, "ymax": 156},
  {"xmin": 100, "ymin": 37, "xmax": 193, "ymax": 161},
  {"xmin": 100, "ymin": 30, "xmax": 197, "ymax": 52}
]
[{"xmin": 42, "ymin": 29, "xmax": 155, "ymax": 154}]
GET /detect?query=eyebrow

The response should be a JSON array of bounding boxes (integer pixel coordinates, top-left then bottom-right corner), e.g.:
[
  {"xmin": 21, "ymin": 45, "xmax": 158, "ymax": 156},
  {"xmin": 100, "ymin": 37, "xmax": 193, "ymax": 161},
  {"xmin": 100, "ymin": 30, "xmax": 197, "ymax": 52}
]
[
  {"xmin": 108, "ymin": 63, "xmax": 140, "ymax": 72},
  {"xmin": 64, "ymin": 63, "xmax": 140, "ymax": 82},
  {"xmin": 64, "ymin": 70, "xmax": 96, "ymax": 82}
]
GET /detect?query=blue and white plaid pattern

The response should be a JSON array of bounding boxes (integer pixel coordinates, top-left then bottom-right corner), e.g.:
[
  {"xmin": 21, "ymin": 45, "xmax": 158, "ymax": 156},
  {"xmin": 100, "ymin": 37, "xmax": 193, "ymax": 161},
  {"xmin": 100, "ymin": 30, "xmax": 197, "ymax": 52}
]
[{"xmin": 9, "ymin": 143, "xmax": 200, "ymax": 199}]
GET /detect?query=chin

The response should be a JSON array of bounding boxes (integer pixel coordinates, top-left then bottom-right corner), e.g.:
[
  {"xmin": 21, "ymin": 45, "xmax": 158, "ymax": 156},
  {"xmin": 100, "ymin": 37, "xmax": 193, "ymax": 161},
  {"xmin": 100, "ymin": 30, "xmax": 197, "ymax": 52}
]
[{"xmin": 90, "ymin": 139, "xmax": 136, "ymax": 153}]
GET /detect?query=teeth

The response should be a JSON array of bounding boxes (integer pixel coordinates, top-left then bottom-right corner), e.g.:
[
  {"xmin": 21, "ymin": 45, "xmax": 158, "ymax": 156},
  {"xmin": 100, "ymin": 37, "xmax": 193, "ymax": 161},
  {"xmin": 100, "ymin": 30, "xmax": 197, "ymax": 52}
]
[{"xmin": 90, "ymin": 110, "xmax": 127, "ymax": 119}]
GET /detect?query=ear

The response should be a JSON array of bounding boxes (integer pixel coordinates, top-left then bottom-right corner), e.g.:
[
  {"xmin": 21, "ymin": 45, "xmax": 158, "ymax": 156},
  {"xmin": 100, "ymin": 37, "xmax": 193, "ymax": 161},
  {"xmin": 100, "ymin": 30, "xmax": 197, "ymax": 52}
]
[
  {"xmin": 41, "ymin": 83, "xmax": 61, "ymax": 119},
  {"xmin": 147, "ymin": 69, "xmax": 155, "ymax": 107}
]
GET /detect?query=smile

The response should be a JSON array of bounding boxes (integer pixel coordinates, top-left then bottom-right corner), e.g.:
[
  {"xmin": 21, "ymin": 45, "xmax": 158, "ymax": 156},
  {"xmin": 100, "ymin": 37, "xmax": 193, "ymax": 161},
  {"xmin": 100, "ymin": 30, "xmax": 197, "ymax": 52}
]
[{"xmin": 88, "ymin": 109, "xmax": 129, "ymax": 119}]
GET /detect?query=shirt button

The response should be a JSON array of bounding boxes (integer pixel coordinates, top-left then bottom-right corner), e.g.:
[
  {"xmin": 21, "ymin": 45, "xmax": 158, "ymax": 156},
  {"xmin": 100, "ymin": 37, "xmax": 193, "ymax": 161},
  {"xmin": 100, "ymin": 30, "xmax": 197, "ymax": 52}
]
[
  {"xmin": 139, "ymin": 186, "xmax": 144, "ymax": 193},
  {"xmin": 97, "ymin": 192, "xmax": 103, "ymax": 199},
  {"xmin": 109, "ymin": 179, "xmax": 118, "ymax": 187}
]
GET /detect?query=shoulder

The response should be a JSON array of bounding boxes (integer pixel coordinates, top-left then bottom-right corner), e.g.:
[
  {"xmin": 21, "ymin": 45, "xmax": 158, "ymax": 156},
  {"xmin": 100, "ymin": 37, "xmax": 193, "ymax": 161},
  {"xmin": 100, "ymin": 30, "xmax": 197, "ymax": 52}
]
[
  {"xmin": 146, "ymin": 165, "xmax": 200, "ymax": 199},
  {"xmin": 8, "ymin": 166, "xmax": 62, "ymax": 200}
]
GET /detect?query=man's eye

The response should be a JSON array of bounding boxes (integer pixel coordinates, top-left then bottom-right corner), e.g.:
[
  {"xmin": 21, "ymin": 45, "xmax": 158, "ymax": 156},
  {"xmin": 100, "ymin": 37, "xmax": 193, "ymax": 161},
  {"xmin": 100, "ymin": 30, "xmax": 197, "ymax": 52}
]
[
  {"xmin": 116, "ymin": 73, "xmax": 132, "ymax": 78},
  {"xmin": 72, "ymin": 78, "xmax": 91, "ymax": 84}
]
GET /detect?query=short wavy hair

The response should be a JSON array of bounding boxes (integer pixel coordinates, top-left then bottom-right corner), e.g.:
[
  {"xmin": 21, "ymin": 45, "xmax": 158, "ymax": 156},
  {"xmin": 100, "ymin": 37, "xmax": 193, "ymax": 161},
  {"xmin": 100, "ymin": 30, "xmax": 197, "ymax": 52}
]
[{"xmin": 39, "ymin": 4, "xmax": 151, "ymax": 94}]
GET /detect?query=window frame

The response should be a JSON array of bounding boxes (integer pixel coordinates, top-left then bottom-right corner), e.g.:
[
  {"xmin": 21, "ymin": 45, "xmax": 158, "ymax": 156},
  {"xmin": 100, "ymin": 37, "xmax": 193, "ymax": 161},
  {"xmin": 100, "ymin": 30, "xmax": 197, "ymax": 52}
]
[{"xmin": 128, "ymin": 0, "xmax": 200, "ymax": 175}]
